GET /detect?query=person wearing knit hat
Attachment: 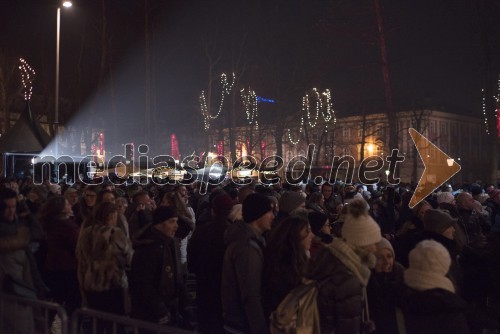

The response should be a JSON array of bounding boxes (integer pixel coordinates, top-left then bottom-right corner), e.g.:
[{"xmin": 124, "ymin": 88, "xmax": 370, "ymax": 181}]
[
  {"xmin": 399, "ymin": 240, "xmax": 472, "ymax": 334},
  {"xmin": 366, "ymin": 237, "xmax": 405, "ymax": 334},
  {"xmin": 152, "ymin": 206, "xmax": 178, "ymax": 226},
  {"xmin": 242, "ymin": 193, "xmax": 275, "ymax": 225},
  {"xmin": 342, "ymin": 200, "xmax": 382, "ymax": 249},
  {"xmin": 221, "ymin": 193, "xmax": 275, "ymax": 333},
  {"xmin": 211, "ymin": 192, "xmax": 235, "ymax": 217},
  {"xmin": 278, "ymin": 190, "xmax": 306, "ymax": 215},
  {"xmin": 423, "ymin": 209, "xmax": 457, "ymax": 240},
  {"xmin": 303, "ymin": 199, "xmax": 381, "ymax": 333},
  {"xmin": 405, "ymin": 240, "xmax": 454, "ymax": 292}
]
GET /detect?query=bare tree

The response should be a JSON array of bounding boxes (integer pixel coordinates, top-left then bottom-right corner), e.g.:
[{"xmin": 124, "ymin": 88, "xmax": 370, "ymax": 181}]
[
  {"xmin": 0, "ymin": 51, "xmax": 21, "ymax": 133},
  {"xmin": 285, "ymin": 88, "xmax": 336, "ymax": 167}
]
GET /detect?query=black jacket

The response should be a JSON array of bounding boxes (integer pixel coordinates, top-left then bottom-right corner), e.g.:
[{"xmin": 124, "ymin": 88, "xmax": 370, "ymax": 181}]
[
  {"xmin": 129, "ymin": 227, "xmax": 186, "ymax": 323},
  {"xmin": 398, "ymin": 287, "xmax": 470, "ymax": 334}
]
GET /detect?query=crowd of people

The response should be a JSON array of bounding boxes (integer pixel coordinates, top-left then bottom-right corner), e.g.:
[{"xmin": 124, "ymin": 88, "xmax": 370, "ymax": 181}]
[{"xmin": 1, "ymin": 176, "xmax": 500, "ymax": 334}]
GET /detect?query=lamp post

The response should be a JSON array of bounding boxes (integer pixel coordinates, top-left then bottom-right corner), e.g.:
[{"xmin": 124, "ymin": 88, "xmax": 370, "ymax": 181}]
[{"xmin": 55, "ymin": 1, "xmax": 72, "ymax": 159}]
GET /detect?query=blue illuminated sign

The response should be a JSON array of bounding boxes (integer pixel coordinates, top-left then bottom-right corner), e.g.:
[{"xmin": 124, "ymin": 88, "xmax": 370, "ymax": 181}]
[{"xmin": 256, "ymin": 96, "xmax": 276, "ymax": 103}]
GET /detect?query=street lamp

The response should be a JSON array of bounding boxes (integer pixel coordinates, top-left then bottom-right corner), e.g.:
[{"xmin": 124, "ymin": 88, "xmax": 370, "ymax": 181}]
[{"xmin": 55, "ymin": 0, "xmax": 72, "ymax": 158}]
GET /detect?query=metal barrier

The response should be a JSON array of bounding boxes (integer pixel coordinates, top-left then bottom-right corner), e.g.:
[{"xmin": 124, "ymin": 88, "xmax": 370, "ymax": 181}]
[
  {"xmin": 70, "ymin": 307, "xmax": 196, "ymax": 334},
  {"xmin": 0, "ymin": 292, "xmax": 69, "ymax": 334}
]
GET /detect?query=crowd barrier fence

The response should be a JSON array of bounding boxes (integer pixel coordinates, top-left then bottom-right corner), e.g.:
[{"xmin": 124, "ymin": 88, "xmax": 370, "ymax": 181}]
[
  {"xmin": 0, "ymin": 292, "xmax": 69, "ymax": 334},
  {"xmin": 0, "ymin": 293, "xmax": 195, "ymax": 334},
  {"xmin": 70, "ymin": 307, "xmax": 195, "ymax": 334}
]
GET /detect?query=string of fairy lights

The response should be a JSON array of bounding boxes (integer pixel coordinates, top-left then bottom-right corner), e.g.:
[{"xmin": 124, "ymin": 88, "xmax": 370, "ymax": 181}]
[
  {"xmin": 287, "ymin": 116, "xmax": 304, "ymax": 145},
  {"xmin": 481, "ymin": 74, "xmax": 500, "ymax": 137},
  {"xmin": 482, "ymin": 88, "xmax": 490, "ymax": 135},
  {"xmin": 496, "ymin": 74, "xmax": 500, "ymax": 137},
  {"xmin": 286, "ymin": 88, "xmax": 336, "ymax": 145},
  {"xmin": 199, "ymin": 77, "xmax": 336, "ymax": 147},
  {"xmin": 200, "ymin": 73, "xmax": 235, "ymax": 130},
  {"xmin": 19, "ymin": 58, "xmax": 36, "ymax": 101},
  {"xmin": 240, "ymin": 87, "xmax": 259, "ymax": 130}
]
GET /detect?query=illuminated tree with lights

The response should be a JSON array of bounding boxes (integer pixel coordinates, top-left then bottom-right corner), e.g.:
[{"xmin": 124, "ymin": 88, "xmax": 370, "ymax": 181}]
[
  {"xmin": 238, "ymin": 87, "xmax": 269, "ymax": 159},
  {"xmin": 285, "ymin": 88, "xmax": 336, "ymax": 166},
  {"xmin": 474, "ymin": 0, "xmax": 500, "ymax": 184},
  {"xmin": 199, "ymin": 72, "xmax": 236, "ymax": 158}
]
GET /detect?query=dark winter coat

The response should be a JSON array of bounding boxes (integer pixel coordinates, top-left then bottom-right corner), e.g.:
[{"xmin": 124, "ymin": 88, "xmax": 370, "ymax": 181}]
[
  {"xmin": 187, "ymin": 215, "xmax": 229, "ymax": 297},
  {"xmin": 221, "ymin": 221, "xmax": 268, "ymax": 334},
  {"xmin": 44, "ymin": 217, "xmax": 79, "ymax": 272},
  {"xmin": 187, "ymin": 215, "xmax": 230, "ymax": 333},
  {"xmin": 367, "ymin": 263, "xmax": 405, "ymax": 334},
  {"xmin": 398, "ymin": 287, "xmax": 470, "ymax": 334},
  {"xmin": 129, "ymin": 226, "xmax": 186, "ymax": 323},
  {"xmin": 304, "ymin": 239, "xmax": 372, "ymax": 334}
]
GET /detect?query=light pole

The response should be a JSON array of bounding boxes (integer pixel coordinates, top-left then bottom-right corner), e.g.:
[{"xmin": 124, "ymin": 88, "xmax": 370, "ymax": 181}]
[{"xmin": 55, "ymin": 0, "xmax": 72, "ymax": 159}]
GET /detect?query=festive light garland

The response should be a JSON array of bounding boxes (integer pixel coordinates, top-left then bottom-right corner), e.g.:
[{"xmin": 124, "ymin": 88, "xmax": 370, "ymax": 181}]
[
  {"xmin": 496, "ymin": 74, "xmax": 500, "ymax": 139},
  {"xmin": 482, "ymin": 88, "xmax": 490, "ymax": 135},
  {"xmin": 19, "ymin": 58, "xmax": 35, "ymax": 101},
  {"xmin": 240, "ymin": 87, "xmax": 259, "ymax": 129},
  {"xmin": 200, "ymin": 72, "xmax": 235, "ymax": 130},
  {"xmin": 286, "ymin": 88, "xmax": 336, "ymax": 145},
  {"xmin": 287, "ymin": 116, "xmax": 304, "ymax": 145}
]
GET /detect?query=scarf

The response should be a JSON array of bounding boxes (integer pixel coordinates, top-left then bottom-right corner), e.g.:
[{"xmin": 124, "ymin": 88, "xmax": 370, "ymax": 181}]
[
  {"xmin": 404, "ymin": 268, "xmax": 455, "ymax": 293},
  {"xmin": 327, "ymin": 238, "xmax": 373, "ymax": 286}
]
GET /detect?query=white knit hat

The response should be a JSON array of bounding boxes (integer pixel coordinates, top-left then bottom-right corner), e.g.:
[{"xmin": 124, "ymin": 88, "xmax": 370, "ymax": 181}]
[
  {"xmin": 342, "ymin": 200, "xmax": 381, "ymax": 247},
  {"xmin": 404, "ymin": 240, "xmax": 455, "ymax": 293}
]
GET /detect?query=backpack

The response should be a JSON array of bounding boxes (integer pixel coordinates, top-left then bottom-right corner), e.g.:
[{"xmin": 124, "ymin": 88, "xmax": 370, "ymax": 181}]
[{"xmin": 269, "ymin": 279, "xmax": 321, "ymax": 334}]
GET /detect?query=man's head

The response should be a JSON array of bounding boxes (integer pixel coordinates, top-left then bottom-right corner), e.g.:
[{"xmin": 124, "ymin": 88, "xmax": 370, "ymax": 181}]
[
  {"xmin": 0, "ymin": 188, "xmax": 18, "ymax": 222},
  {"xmin": 242, "ymin": 193, "xmax": 275, "ymax": 234},
  {"xmin": 152, "ymin": 206, "xmax": 179, "ymax": 238}
]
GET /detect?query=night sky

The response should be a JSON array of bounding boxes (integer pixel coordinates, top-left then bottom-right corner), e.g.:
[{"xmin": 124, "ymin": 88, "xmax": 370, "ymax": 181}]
[{"xmin": 1, "ymin": 0, "xmax": 499, "ymax": 153}]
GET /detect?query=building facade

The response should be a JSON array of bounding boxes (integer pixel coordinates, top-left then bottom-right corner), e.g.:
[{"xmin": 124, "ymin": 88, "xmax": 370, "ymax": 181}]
[{"xmin": 210, "ymin": 109, "xmax": 491, "ymax": 184}]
